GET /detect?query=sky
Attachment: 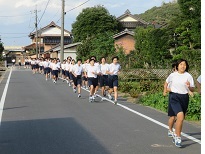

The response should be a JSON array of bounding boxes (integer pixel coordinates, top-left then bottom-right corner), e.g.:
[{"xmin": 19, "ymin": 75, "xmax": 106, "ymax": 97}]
[{"xmin": 0, "ymin": 0, "xmax": 175, "ymax": 46}]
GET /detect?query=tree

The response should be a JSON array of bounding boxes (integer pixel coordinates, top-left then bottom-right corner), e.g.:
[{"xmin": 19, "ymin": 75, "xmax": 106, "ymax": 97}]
[
  {"xmin": 0, "ymin": 42, "xmax": 4, "ymax": 61},
  {"xmin": 76, "ymin": 32, "xmax": 116, "ymax": 61},
  {"xmin": 72, "ymin": 5, "xmax": 122, "ymax": 42},
  {"xmin": 177, "ymin": 0, "xmax": 201, "ymax": 49}
]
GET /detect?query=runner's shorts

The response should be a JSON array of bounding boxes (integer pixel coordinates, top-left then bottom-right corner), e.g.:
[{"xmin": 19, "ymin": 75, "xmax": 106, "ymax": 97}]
[
  {"xmin": 100, "ymin": 75, "xmax": 108, "ymax": 87},
  {"xmin": 88, "ymin": 77, "xmax": 98, "ymax": 88},
  {"xmin": 53, "ymin": 70, "xmax": 59, "ymax": 78},
  {"xmin": 73, "ymin": 75, "xmax": 82, "ymax": 86},
  {"xmin": 62, "ymin": 69, "xmax": 66, "ymax": 76},
  {"xmin": 168, "ymin": 92, "xmax": 189, "ymax": 116},
  {"xmin": 108, "ymin": 75, "xmax": 118, "ymax": 88}
]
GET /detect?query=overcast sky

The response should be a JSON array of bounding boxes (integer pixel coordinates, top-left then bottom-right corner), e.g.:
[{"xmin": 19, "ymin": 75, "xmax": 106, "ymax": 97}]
[{"xmin": 0, "ymin": 0, "xmax": 174, "ymax": 46}]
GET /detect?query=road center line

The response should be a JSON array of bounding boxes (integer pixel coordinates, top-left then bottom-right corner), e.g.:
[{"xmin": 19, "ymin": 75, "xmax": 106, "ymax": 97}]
[{"xmin": 0, "ymin": 68, "xmax": 12, "ymax": 126}]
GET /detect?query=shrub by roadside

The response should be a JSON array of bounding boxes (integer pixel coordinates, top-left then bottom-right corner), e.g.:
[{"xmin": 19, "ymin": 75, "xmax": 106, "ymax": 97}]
[{"xmin": 139, "ymin": 92, "xmax": 201, "ymax": 121}]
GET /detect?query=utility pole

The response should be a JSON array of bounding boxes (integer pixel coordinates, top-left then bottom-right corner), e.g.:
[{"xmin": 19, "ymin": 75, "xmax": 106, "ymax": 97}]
[
  {"xmin": 60, "ymin": 0, "xmax": 65, "ymax": 62},
  {"xmin": 35, "ymin": 7, "xmax": 38, "ymax": 58}
]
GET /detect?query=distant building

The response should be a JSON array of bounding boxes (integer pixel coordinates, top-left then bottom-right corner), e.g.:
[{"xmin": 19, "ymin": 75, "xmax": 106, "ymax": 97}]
[
  {"xmin": 114, "ymin": 10, "xmax": 148, "ymax": 54},
  {"xmin": 3, "ymin": 46, "xmax": 25, "ymax": 63},
  {"xmin": 24, "ymin": 21, "xmax": 72, "ymax": 58}
]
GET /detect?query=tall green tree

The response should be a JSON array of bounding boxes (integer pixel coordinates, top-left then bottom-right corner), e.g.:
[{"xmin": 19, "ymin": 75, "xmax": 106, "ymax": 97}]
[
  {"xmin": 76, "ymin": 32, "xmax": 115, "ymax": 61},
  {"xmin": 176, "ymin": 0, "xmax": 201, "ymax": 49},
  {"xmin": 72, "ymin": 5, "xmax": 122, "ymax": 42}
]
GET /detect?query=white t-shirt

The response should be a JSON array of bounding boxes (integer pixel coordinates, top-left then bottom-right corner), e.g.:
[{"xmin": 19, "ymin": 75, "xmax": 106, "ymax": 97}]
[
  {"xmin": 73, "ymin": 64, "xmax": 83, "ymax": 75},
  {"xmin": 100, "ymin": 63, "xmax": 109, "ymax": 75},
  {"xmin": 109, "ymin": 63, "xmax": 121, "ymax": 75},
  {"xmin": 86, "ymin": 65, "xmax": 100, "ymax": 78},
  {"xmin": 69, "ymin": 64, "xmax": 75, "ymax": 72},
  {"xmin": 61, "ymin": 63, "xmax": 66, "ymax": 70},
  {"xmin": 166, "ymin": 72, "xmax": 195, "ymax": 94},
  {"xmin": 44, "ymin": 61, "xmax": 50, "ymax": 68},
  {"xmin": 52, "ymin": 63, "xmax": 60, "ymax": 70},
  {"xmin": 197, "ymin": 75, "xmax": 201, "ymax": 84}
]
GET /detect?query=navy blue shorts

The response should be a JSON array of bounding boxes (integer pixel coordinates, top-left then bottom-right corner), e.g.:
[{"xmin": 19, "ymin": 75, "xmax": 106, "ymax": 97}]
[
  {"xmin": 62, "ymin": 70, "xmax": 66, "ymax": 76},
  {"xmin": 39, "ymin": 66, "xmax": 43, "ymax": 70},
  {"xmin": 82, "ymin": 76, "xmax": 88, "ymax": 81},
  {"xmin": 100, "ymin": 75, "xmax": 108, "ymax": 87},
  {"xmin": 36, "ymin": 64, "xmax": 39, "ymax": 69},
  {"xmin": 73, "ymin": 75, "xmax": 82, "ymax": 86},
  {"xmin": 108, "ymin": 75, "xmax": 118, "ymax": 88},
  {"xmin": 88, "ymin": 78, "xmax": 98, "ymax": 88},
  {"xmin": 69, "ymin": 72, "xmax": 74, "ymax": 81},
  {"xmin": 65, "ymin": 71, "xmax": 70, "ymax": 78},
  {"xmin": 53, "ymin": 70, "xmax": 59, "ymax": 78},
  {"xmin": 44, "ymin": 67, "xmax": 50, "ymax": 74},
  {"xmin": 31, "ymin": 65, "xmax": 36, "ymax": 70},
  {"xmin": 168, "ymin": 92, "xmax": 189, "ymax": 116}
]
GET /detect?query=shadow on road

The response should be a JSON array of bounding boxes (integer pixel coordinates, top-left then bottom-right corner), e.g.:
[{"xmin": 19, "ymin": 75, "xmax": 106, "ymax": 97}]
[{"xmin": 0, "ymin": 117, "xmax": 111, "ymax": 154}]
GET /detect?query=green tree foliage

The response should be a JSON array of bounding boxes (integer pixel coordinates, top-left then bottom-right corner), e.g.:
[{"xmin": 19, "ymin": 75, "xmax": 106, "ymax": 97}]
[
  {"xmin": 72, "ymin": 5, "xmax": 122, "ymax": 42},
  {"xmin": 176, "ymin": 0, "xmax": 201, "ymax": 49},
  {"xmin": 0, "ymin": 42, "xmax": 4, "ymax": 60},
  {"xmin": 76, "ymin": 32, "xmax": 115, "ymax": 61},
  {"xmin": 138, "ymin": 1, "xmax": 181, "ymax": 26},
  {"xmin": 134, "ymin": 26, "xmax": 171, "ymax": 68}
]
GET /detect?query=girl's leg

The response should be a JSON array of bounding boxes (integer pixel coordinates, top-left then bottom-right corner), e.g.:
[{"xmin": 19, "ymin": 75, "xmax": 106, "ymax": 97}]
[
  {"xmin": 175, "ymin": 112, "xmax": 184, "ymax": 137},
  {"xmin": 113, "ymin": 86, "xmax": 118, "ymax": 101},
  {"xmin": 168, "ymin": 116, "xmax": 175, "ymax": 131}
]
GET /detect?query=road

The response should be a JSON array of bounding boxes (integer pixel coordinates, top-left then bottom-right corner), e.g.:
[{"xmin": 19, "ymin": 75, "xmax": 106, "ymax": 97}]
[{"xmin": 0, "ymin": 67, "xmax": 201, "ymax": 154}]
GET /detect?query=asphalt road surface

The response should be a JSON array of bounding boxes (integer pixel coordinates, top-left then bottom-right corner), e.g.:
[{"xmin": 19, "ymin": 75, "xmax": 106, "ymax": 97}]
[{"xmin": 0, "ymin": 67, "xmax": 201, "ymax": 154}]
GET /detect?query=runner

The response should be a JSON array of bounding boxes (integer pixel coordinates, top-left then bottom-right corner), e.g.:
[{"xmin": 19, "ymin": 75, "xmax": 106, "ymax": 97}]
[
  {"xmin": 163, "ymin": 59, "xmax": 195, "ymax": 148},
  {"xmin": 69, "ymin": 59, "xmax": 76, "ymax": 92},
  {"xmin": 196, "ymin": 75, "xmax": 201, "ymax": 94},
  {"xmin": 99, "ymin": 57, "xmax": 109, "ymax": 101},
  {"xmin": 86, "ymin": 58, "xmax": 101, "ymax": 102},
  {"xmin": 51, "ymin": 59, "xmax": 60, "ymax": 84},
  {"xmin": 107, "ymin": 56, "xmax": 121, "ymax": 105},
  {"xmin": 65, "ymin": 58, "xmax": 71, "ymax": 86},
  {"xmin": 43, "ymin": 58, "xmax": 50, "ymax": 81},
  {"xmin": 18, "ymin": 58, "xmax": 21, "ymax": 69},
  {"xmin": 39, "ymin": 58, "xmax": 44, "ymax": 74},
  {"xmin": 61, "ymin": 60, "xmax": 66, "ymax": 81},
  {"xmin": 72, "ymin": 59, "xmax": 83, "ymax": 97}
]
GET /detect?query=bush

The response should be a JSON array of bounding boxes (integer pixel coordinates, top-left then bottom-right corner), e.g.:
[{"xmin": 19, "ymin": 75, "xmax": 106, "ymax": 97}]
[{"xmin": 139, "ymin": 92, "xmax": 201, "ymax": 121}]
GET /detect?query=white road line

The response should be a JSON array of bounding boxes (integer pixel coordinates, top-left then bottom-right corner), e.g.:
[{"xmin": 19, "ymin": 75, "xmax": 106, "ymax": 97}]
[
  {"xmin": 59, "ymin": 77, "xmax": 201, "ymax": 145},
  {"xmin": 0, "ymin": 68, "xmax": 12, "ymax": 126}
]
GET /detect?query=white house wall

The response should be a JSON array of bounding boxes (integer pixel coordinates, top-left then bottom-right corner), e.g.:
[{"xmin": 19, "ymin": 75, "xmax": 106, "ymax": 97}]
[
  {"xmin": 120, "ymin": 16, "xmax": 137, "ymax": 22},
  {"xmin": 42, "ymin": 27, "xmax": 70, "ymax": 36}
]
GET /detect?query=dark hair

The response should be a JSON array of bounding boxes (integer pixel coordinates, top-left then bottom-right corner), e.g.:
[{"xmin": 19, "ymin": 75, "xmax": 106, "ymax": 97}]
[
  {"xmin": 90, "ymin": 56, "xmax": 96, "ymax": 60},
  {"xmin": 100, "ymin": 57, "xmax": 106, "ymax": 61},
  {"xmin": 112, "ymin": 56, "xmax": 119, "ymax": 61},
  {"xmin": 90, "ymin": 58, "xmax": 96, "ymax": 62},
  {"xmin": 77, "ymin": 59, "xmax": 82, "ymax": 62},
  {"xmin": 176, "ymin": 59, "xmax": 189, "ymax": 72}
]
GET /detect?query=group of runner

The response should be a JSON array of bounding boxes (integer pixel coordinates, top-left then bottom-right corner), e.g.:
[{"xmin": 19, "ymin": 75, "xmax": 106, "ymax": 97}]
[
  {"xmin": 28, "ymin": 56, "xmax": 121, "ymax": 104},
  {"xmin": 24, "ymin": 56, "xmax": 201, "ymax": 148}
]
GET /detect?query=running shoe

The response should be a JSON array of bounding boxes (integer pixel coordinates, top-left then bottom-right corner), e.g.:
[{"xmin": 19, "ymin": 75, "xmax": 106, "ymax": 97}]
[
  {"xmin": 92, "ymin": 96, "xmax": 95, "ymax": 101},
  {"xmin": 78, "ymin": 94, "xmax": 81, "ymax": 98},
  {"xmin": 168, "ymin": 130, "xmax": 173, "ymax": 137},
  {"xmin": 73, "ymin": 88, "xmax": 76, "ymax": 93},
  {"xmin": 108, "ymin": 94, "xmax": 113, "ymax": 100},
  {"xmin": 174, "ymin": 137, "xmax": 182, "ymax": 148},
  {"xmin": 89, "ymin": 97, "xmax": 93, "ymax": 103},
  {"xmin": 114, "ymin": 100, "xmax": 117, "ymax": 105}
]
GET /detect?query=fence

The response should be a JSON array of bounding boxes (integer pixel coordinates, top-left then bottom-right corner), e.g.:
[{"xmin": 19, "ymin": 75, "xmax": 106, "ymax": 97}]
[{"xmin": 119, "ymin": 69, "xmax": 200, "ymax": 81}]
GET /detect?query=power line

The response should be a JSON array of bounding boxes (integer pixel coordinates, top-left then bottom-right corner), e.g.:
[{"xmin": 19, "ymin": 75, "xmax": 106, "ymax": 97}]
[{"xmin": 37, "ymin": 0, "xmax": 51, "ymax": 25}]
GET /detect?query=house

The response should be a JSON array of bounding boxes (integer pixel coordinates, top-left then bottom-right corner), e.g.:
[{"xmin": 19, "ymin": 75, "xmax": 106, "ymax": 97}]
[
  {"xmin": 45, "ymin": 42, "xmax": 82, "ymax": 60},
  {"xmin": 3, "ymin": 46, "xmax": 25, "ymax": 64},
  {"xmin": 114, "ymin": 10, "xmax": 148, "ymax": 54},
  {"xmin": 24, "ymin": 21, "xmax": 72, "ymax": 58},
  {"xmin": 113, "ymin": 29, "xmax": 135, "ymax": 54}
]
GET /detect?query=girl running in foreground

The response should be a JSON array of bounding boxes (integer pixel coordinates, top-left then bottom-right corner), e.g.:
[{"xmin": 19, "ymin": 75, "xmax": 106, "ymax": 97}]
[{"xmin": 163, "ymin": 59, "xmax": 195, "ymax": 148}]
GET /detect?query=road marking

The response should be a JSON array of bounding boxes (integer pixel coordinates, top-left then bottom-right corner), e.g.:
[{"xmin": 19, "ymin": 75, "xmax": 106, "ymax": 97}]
[
  {"xmin": 59, "ymin": 77, "xmax": 201, "ymax": 145},
  {"xmin": 0, "ymin": 68, "xmax": 12, "ymax": 126}
]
